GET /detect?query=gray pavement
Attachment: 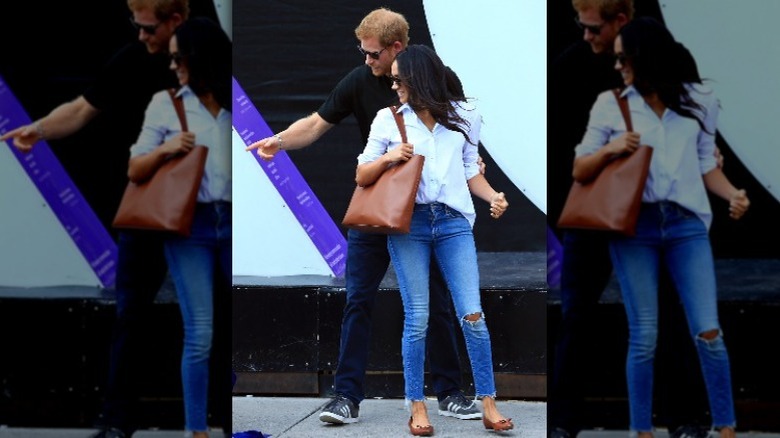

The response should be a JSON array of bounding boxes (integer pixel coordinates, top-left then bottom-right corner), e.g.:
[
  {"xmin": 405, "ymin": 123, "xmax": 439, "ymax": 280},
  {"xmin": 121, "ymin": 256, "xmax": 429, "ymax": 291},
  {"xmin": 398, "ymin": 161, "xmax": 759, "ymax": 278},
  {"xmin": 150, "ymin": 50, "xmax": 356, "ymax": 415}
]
[{"xmin": 232, "ymin": 396, "xmax": 546, "ymax": 437}]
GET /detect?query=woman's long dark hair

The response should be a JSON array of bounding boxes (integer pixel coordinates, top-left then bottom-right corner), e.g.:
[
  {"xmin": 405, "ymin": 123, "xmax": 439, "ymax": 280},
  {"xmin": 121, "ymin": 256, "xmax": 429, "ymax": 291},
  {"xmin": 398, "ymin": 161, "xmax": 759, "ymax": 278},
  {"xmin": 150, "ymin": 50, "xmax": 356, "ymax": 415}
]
[
  {"xmin": 395, "ymin": 44, "xmax": 473, "ymax": 143},
  {"xmin": 174, "ymin": 17, "xmax": 232, "ymax": 112},
  {"xmin": 619, "ymin": 17, "xmax": 711, "ymax": 133}
]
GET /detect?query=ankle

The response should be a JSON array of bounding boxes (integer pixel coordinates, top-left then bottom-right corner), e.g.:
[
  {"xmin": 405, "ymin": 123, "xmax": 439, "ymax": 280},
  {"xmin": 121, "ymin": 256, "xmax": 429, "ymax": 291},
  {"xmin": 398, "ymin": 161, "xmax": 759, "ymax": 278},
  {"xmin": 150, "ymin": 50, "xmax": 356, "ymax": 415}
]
[
  {"xmin": 411, "ymin": 401, "xmax": 428, "ymax": 416},
  {"xmin": 480, "ymin": 398, "xmax": 505, "ymax": 421},
  {"xmin": 718, "ymin": 427, "xmax": 736, "ymax": 438}
]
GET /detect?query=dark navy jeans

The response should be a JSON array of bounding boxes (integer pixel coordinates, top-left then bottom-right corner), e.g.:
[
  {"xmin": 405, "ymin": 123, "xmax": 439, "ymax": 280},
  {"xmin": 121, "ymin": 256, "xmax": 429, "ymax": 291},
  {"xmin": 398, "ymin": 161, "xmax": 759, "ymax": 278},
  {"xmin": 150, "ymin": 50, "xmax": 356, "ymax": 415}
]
[
  {"xmin": 99, "ymin": 229, "xmax": 168, "ymax": 431},
  {"xmin": 334, "ymin": 229, "xmax": 463, "ymax": 405},
  {"xmin": 549, "ymin": 229, "xmax": 614, "ymax": 435}
]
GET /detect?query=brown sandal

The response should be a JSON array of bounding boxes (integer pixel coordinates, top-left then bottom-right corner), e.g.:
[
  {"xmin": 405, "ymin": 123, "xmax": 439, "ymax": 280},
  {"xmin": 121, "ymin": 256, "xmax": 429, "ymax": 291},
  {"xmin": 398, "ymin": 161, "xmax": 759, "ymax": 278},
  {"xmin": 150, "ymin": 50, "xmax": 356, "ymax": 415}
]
[
  {"xmin": 483, "ymin": 416, "xmax": 514, "ymax": 431},
  {"xmin": 408, "ymin": 416, "xmax": 434, "ymax": 436}
]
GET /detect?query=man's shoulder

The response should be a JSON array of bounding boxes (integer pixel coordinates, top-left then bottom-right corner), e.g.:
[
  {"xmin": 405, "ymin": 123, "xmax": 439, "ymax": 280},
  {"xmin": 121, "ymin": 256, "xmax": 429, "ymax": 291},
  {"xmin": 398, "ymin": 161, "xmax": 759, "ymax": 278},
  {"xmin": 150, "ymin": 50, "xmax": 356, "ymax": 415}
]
[
  {"xmin": 338, "ymin": 65, "xmax": 373, "ymax": 84},
  {"xmin": 551, "ymin": 40, "xmax": 593, "ymax": 68},
  {"xmin": 329, "ymin": 64, "xmax": 386, "ymax": 100},
  {"xmin": 106, "ymin": 41, "xmax": 150, "ymax": 65}
]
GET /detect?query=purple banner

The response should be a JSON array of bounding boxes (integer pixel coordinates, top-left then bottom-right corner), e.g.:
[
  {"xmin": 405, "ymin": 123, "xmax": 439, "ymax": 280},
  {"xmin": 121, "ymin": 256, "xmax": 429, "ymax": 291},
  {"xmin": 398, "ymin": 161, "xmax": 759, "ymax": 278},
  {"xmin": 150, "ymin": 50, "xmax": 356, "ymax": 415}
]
[
  {"xmin": 547, "ymin": 226, "xmax": 561, "ymax": 290},
  {"xmin": 0, "ymin": 76, "xmax": 117, "ymax": 288},
  {"xmin": 232, "ymin": 77, "xmax": 347, "ymax": 278}
]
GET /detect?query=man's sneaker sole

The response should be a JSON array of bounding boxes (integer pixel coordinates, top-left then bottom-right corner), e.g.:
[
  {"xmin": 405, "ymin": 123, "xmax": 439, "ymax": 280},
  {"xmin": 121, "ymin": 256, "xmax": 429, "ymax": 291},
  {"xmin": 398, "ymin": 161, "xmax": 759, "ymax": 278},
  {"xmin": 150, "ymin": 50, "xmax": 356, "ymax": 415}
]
[
  {"xmin": 320, "ymin": 412, "xmax": 358, "ymax": 424},
  {"xmin": 437, "ymin": 409, "xmax": 482, "ymax": 420},
  {"xmin": 319, "ymin": 411, "xmax": 359, "ymax": 424}
]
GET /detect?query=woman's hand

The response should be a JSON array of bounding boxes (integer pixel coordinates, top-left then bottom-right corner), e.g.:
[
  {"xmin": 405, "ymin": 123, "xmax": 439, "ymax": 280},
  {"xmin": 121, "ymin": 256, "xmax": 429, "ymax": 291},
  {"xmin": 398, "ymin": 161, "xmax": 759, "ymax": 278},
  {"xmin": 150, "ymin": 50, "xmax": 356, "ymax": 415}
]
[
  {"xmin": 159, "ymin": 132, "xmax": 196, "ymax": 156},
  {"xmin": 490, "ymin": 192, "xmax": 508, "ymax": 219},
  {"xmin": 729, "ymin": 189, "xmax": 749, "ymax": 220},
  {"xmin": 604, "ymin": 132, "xmax": 641, "ymax": 156},
  {"xmin": 385, "ymin": 142, "xmax": 414, "ymax": 163}
]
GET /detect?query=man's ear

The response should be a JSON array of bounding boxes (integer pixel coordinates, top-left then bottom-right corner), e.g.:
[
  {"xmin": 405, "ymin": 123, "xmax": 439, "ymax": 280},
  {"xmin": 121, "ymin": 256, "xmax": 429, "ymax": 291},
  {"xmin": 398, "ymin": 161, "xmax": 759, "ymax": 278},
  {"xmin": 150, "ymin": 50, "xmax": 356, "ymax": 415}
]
[
  {"xmin": 615, "ymin": 13, "xmax": 629, "ymax": 28},
  {"xmin": 170, "ymin": 13, "xmax": 184, "ymax": 28},
  {"xmin": 392, "ymin": 40, "xmax": 405, "ymax": 55}
]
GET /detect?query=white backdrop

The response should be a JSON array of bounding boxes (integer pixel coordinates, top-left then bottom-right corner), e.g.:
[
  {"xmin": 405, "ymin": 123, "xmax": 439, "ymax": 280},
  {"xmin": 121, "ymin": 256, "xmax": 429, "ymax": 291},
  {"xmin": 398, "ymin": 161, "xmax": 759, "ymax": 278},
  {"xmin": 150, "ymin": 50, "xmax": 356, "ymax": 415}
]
[
  {"xmin": 661, "ymin": 1, "xmax": 780, "ymax": 204},
  {"xmin": 423, "ymin": 0, "xmax": 547, "ymax": 214}
]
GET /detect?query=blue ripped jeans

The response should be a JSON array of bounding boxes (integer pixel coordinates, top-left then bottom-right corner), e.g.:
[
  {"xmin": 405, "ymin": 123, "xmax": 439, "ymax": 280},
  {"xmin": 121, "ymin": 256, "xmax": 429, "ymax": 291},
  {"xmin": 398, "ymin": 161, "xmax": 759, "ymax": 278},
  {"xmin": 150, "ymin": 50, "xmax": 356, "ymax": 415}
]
[
  {"xmin": 164, "ymin": 202, "xmax": 231, "ymax": 432},
  {"xmin": 388, "ymin": 203, "xmax": 496, "ymax": 402},
  {"xmin": 609, "ymin": 201, "xmax": 736, "ymax": 432}
]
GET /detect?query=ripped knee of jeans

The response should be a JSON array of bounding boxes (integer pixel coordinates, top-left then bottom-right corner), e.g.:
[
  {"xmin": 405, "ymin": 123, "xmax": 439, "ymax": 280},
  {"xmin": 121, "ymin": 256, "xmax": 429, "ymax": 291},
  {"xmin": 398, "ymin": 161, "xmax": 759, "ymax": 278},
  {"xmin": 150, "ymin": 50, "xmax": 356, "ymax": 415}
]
[
  {"xmin": 462, "ymin": 312, "xmax": 483, "ymax": 326},
  {"xmin": 696, "ymin": 328, "xmax": 722, "ymax": 343}
]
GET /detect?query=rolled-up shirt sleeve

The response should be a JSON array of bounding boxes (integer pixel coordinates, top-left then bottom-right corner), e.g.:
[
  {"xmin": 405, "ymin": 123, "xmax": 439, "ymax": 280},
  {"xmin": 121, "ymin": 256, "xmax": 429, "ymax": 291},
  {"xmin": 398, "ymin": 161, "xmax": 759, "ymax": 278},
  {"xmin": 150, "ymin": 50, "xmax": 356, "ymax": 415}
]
[
  {"xmin": 358, "ymin": 107, "xmax": 396, "ymax": 165},
  {"xmin": 574, "ymin": 91, "xmax": 620, "ymax": 158},
  {"xmin": 129, "ymin": 91, "xmax": 175, "ymax": 158},
  {"xmin": 695, "ymin": 87, "xmax": 719, "ymax": 175},
  {"xmin": 462, "ymin": 108, "xmax": 481, "ymax": 180}
]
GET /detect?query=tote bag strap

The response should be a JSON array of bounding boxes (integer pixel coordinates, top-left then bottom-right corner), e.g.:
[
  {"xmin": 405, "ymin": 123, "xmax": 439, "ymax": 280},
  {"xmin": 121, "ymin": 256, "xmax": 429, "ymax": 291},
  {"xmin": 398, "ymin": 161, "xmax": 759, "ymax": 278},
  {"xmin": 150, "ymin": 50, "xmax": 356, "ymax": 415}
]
[
  {"xmin": 612, "ymin": 88, "xmax": 632, "ymax": 132},
  {"xmin": 168, "ymin": 88, "xmax": 189, "ymax": 132},
  {"xmin": 389, "ymin": 105, "xmax": 407, "ymax": 143}
]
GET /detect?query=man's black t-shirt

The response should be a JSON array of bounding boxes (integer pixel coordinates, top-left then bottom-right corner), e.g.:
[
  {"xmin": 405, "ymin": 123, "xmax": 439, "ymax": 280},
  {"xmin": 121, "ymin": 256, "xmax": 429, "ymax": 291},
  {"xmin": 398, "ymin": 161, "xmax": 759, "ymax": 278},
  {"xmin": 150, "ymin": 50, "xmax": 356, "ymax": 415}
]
[
  {"xmin": 84, "ymin": 40, "xmax": 178, "ymax": 147},
  {"xmin": 317, "ymin": 64, "xmax": 397, "ymax": 145}
]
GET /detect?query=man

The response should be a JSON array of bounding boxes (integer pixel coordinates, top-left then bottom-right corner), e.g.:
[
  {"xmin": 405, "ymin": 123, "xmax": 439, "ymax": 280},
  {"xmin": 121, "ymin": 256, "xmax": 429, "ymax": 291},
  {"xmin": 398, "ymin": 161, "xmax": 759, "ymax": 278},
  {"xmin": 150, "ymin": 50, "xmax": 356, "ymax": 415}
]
[
  {"xmin": 1, "ymin": 1, "xmax": 227, "ymax": 437},
  {"xmin": 547, "ymin": 1, "xmax": 716, "ymax": 437},
  {"xmin": 246, "ymin": 7, "xmax": 481, "ymax": 425}
]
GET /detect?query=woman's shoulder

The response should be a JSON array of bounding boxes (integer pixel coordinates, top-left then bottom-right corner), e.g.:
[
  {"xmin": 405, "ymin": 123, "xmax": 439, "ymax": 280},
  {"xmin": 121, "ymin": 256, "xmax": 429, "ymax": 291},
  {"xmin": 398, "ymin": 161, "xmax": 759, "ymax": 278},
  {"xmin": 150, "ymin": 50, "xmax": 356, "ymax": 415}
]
[
  {"xmin": 597, "ymin": 87, "xmax": 625, "ymax": 100},
  {"xmin": 591, "ymin": 87, "xmax": 624, "ymax": 110},
  {"xmin": 371, "ymin": 105, "xmax": 399, "ymax": 126},
  {"xmin": 148, "ymin": 88, "xmax": 176, "ymax": 106},
  {"xmin": 377, "ymin": 105, "xmax": 398, "ymax": 118}
]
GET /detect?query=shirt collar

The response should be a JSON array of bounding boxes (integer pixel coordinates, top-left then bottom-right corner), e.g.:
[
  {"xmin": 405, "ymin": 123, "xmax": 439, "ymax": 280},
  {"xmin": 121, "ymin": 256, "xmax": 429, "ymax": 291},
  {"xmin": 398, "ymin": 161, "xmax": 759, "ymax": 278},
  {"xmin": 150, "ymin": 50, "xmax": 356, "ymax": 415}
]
[
  {"xmin": 619, "ymin": 85, "xmax": 638, "ymax": 99},
  {"xmin": 174, "ymin": 85, "xmax": 194, "ymax": 99}
]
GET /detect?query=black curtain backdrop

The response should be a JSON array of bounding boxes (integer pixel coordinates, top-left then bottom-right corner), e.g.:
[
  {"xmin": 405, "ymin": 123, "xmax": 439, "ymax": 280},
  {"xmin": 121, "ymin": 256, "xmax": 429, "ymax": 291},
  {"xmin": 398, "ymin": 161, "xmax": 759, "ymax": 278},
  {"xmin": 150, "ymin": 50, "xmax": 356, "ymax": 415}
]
[
  {"xmin": 547, "ymin": 0, "xmax": 780, "ymax": 258},
  {"xmin": 233, "ymin": 0, "xmax": 545, "ymax": 252}
]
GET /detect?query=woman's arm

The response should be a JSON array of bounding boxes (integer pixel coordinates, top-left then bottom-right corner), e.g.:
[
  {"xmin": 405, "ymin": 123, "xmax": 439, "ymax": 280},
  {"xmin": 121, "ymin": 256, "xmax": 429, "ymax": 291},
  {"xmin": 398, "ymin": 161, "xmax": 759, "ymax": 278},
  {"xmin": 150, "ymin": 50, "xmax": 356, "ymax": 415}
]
[
  {"xmin": 128, "ymin": 132, "xmax": 196, "ymax": 183},
  {"xmin": 572, "ymin": 131, "xmax": 641, "ymax": 182},
  {"xmin": 703, "ymin": 167, "xmax": 750, "ymax": 220},
  {"xmin": 355, "ymin": 142, "xmax": 414, "ymax": 187},
  {"xmin": 467, "ymin": 173, "xmax": 509, "ymax": 219}
]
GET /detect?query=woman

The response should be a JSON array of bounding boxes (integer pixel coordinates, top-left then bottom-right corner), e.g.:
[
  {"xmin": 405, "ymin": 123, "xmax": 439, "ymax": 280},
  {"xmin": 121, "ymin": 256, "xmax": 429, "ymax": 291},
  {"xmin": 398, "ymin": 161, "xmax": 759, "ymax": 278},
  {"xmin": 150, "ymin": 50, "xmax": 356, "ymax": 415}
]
[
  {"xmin": 572, "ymin": 17, "xmax": 748, "ymax": 438},
  {"xmin": 127, "ymin": 17, "xmax": 232, "ymax": 438},
  {"xmin": 356, "ymin": 44, "xmax": 513, "ymax": 436}
]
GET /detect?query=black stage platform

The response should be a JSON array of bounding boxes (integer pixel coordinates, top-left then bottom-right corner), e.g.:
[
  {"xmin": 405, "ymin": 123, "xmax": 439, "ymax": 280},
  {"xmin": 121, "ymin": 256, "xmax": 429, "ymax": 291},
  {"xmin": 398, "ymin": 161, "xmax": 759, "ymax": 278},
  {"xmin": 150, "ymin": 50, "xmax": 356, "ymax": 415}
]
[
  {"xmin": 232, "ymin": 251, "xmax": 548, "ymax": 401},
  {"xmin": 547, "ymin": 258, "xmax": 780, "ymax": 432},
  {"xmin": 0, "ymin": 279, "xmax": 208, "ymax": 429}
]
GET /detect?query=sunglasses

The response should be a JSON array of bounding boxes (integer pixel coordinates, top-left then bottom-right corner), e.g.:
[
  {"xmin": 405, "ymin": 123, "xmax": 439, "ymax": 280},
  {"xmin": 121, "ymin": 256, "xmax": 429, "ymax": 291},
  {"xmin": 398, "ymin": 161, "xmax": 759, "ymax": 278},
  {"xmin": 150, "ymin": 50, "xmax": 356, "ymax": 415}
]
[
  {"xmin": 129, "ymin": 17, "xmax": 162, "ymax": 35},
  {"xmin": 615, "ymin": 52, "xmax": 628, "ymax": 66},
  {"xmin": 170, "ymin": 52, "xmax": 185, "ymax": 66},
  {"xmin": 357, "ymin": 44, "xmax": 388, "ymax": 60},
  {"xmin": 574, "ymin": 17, "xmax": 605, "ymax": 36}
]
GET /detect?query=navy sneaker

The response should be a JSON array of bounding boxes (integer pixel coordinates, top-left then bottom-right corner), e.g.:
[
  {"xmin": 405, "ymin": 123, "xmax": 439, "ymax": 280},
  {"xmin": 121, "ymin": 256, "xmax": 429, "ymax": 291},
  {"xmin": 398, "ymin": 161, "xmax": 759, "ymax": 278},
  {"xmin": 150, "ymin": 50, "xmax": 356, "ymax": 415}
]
[
  {"xmin": 437, "ymin": 394, "xmax": 482, "ymax": 420},
  {"xmin": 319, "ymin": 395, "xmax": 359, "ymax": 424},
  {"xmin": 549, "ymin": 427, "xmax": 572, "ymax": 438},
  {"xmin": 90, "ymin": 428, "xmax": 126, "ymax": 438},
  {"xmin": 671, "ymin": 424, "xmax": 712, "ymax": 438}
]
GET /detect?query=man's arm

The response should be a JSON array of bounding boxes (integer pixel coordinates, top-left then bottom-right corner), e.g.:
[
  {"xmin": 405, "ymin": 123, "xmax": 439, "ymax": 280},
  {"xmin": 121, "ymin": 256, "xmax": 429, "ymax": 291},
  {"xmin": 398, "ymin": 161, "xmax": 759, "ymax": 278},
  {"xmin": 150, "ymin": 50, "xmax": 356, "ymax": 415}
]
[
  {"xmin": 0, "ymin": 96, "xmax": 100, "ymax": 152},
  {"xmin": 245, "ymin": 112, "xmax": 335, "ymax": 161}
]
